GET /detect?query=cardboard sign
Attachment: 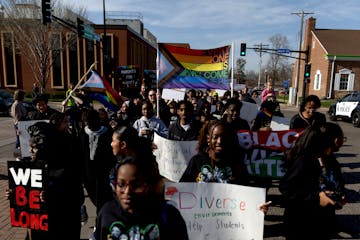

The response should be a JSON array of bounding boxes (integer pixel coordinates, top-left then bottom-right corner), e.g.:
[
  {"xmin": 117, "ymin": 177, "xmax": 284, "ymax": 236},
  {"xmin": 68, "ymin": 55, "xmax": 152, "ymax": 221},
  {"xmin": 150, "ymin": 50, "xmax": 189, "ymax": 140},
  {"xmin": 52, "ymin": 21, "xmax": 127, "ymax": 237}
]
[
  {"xmin": 161, "ymin": 88, "xmax": 186, "ymax": 102},
  {"xmin": 7, "ymin": 161, "xmax": 48, "ymax": 231},
  {"xmin": 153, "ymin": 133, "xmax": 197, "ymax": 182},
  {"xmin": 165, "ymin": 182, "xmax": 266, "ymax": 240}
]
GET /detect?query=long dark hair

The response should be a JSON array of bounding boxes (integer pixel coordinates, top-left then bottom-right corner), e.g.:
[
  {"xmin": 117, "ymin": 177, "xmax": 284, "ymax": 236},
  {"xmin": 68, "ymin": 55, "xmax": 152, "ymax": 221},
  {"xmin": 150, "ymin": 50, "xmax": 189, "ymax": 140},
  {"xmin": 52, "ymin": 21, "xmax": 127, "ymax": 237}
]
[{"xmin": 284, "ymin": 123, "xmax": 343, "ymax": 165}]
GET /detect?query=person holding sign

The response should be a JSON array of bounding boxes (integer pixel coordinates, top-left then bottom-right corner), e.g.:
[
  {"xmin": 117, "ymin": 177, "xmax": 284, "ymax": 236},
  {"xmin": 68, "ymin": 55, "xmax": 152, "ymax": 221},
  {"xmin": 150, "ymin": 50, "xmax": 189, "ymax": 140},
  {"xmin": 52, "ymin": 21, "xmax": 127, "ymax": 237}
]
[
  {"xmin": 180, "ymin": 120, "xmax": 248, "ymax": 184},
  {"xmin": 7, "ymin": 121, "xmax": 81, "ymax": 239},
  {"xmin": 92, "ymin": 146, "xmax": 188, "ymax": 240},
  {"xmin": 279, "ymin": 123, "xmax": 346, "ymax": 239},
  {"xmin": 180, "ymin": 120, "xmax": 271, "ymax": 213}
]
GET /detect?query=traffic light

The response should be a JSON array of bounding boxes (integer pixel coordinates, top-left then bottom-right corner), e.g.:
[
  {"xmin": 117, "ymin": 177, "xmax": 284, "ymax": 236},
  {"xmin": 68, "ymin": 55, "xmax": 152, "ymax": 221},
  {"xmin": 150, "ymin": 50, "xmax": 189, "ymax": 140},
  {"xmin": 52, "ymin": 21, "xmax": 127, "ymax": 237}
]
[
  {"xmin": 41, "ymin": 0, "xmax": 51, "ymax": 25},
  {"xmin": 240, "ymin": 43, "xmax": 246, "ymax": 56},
  {"xmin": 304, "ymin": 63, "xmax": 311, "ymax": 78}
]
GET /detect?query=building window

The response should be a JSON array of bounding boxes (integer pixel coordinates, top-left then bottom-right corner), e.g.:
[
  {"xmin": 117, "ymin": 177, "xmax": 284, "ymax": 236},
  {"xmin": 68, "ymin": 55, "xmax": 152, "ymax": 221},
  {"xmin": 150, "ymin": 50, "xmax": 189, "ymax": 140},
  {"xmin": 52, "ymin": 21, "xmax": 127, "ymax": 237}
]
[
  {"xmin": 1, "ymin": 31, "xmax": 17, "ymax": 86},
  {"xmin": 100, "ymin": 34, "xmax": 116, "ymax": 87},
  {"xmin": 334, "ymin": 69, "xmax": 354, "ymax": 91},
  {"xmin": 339, "ymin": 74, "xmax": 348, "ymax": 90},
  {"xmin": 314, "ymin": 70, "xmax": 321, "ymax": 90},
  {"xmin": 50, "ymin": 33, "xmax": 63, "ymax": 88},
  {"xmin": 85, "ymin": 39, "xmax": 95, "ymax": 72},
  {"xmin": 66, "ymin": 33, "xmax": 79, "ymax": 85}
]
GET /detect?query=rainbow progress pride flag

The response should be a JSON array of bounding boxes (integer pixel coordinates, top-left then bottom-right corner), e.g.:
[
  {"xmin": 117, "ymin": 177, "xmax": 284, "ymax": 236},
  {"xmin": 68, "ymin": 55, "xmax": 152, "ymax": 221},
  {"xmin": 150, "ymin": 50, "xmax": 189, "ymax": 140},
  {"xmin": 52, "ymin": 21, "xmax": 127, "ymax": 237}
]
[
  {"xmin": 158, "ymin": 43, "xmax": 231, "ymax": 90},
  {"xmin": 80, "ymin": 70, "xmax": 121, "ymax": 111}
]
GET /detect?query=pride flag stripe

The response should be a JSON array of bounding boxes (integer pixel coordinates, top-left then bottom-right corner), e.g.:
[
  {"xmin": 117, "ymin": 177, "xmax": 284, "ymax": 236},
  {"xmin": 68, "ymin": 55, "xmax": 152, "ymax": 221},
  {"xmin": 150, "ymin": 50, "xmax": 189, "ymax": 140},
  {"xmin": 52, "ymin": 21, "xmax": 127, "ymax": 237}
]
[
  {"xmin": 172, "ymin": 53, "xmax": 214, "ymax": 64},
  {"xmin": 164, "ymin": 44, "xmax": 226, "ymax": 56},
  {"xmin": 181, "ymin": 62, "xmax": 226, "ymax": 71}
]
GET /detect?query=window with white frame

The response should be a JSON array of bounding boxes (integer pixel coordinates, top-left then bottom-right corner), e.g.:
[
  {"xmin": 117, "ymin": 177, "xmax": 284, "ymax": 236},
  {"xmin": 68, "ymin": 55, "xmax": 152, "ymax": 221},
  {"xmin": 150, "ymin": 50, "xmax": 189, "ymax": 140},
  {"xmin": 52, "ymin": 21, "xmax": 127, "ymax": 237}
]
[
  {"xmin": 314, "ymin": 70, "xmax": 321, "ymax": 90},
  {"xmin": 1, "ymin": 31, "xmax": 17, "ymax": 87},
  {"xmin": 334, "ymin": 68, "xmax": 355, "ymax": 91}
]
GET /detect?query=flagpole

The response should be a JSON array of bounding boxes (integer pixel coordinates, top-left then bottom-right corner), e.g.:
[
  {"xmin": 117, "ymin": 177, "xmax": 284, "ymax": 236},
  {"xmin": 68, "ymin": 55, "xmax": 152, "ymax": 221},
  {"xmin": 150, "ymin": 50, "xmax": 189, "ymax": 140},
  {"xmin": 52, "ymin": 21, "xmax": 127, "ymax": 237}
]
[
  {"xmin": 62, "ymin": 61, "xmax": 97, "ymax": 108},
  {"xmin": 231, "ymin": 42, "xmax": 234, "ymax": 97},
  {"xmin": 156, "ymin": 43, "xmax": 160, "ymax": 118}
]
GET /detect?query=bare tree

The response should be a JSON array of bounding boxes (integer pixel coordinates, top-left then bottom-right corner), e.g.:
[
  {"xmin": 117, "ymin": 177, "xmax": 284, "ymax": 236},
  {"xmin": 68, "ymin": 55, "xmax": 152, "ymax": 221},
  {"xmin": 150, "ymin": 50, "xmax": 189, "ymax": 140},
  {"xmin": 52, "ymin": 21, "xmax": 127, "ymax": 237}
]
[
  {"xmin": 0, "ymin": 0, "xmax": 87, "ymax": 93},
  {"xmin": 244, "ymin": 70, "xmax": 258, "ymax": 88},
  {"xmin": 265, "ymin": 34, "xmax": 292, "ymax": 86},
  {"xmin": 234, "ymin": 57, "xmax": 246, "ymax": 84}
]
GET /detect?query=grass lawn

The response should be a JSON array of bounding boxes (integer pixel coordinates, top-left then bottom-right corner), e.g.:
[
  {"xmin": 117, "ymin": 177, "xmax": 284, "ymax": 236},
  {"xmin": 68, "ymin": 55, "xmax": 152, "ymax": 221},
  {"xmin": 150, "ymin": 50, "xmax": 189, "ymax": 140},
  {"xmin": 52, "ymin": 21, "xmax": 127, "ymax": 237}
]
[{"xmin": 276, "ymin": 94, "xmax": 335, "ymax": 108}]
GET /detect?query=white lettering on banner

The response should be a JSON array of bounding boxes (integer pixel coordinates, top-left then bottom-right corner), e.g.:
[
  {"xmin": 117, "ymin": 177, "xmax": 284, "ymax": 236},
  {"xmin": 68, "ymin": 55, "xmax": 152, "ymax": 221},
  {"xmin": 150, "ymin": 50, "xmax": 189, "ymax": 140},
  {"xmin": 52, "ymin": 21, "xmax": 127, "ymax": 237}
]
[
  {"xmin": 9, "ymin": 168, "xmax": 42, "ymax": 188},
  {"xmin": 237, "ymin": 130, "xmax": 298, "ymax": 150},
  {"xmin": 165, "ymin": 182, "xmax": 265, "ymax": 240},
  {"xmin": 238, "ymin": 130, "xmax": 300, "ymax": 178}
]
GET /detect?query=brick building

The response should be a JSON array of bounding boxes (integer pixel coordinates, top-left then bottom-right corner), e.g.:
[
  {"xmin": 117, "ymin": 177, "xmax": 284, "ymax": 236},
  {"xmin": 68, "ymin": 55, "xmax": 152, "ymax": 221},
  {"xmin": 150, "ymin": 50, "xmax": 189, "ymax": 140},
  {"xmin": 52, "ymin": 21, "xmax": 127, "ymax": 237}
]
[
  {"xmin": 291, "ymin": 17, "xmax": 360, "ymax": 100},
  {"xmin": 0, "ymin": 5, "xmax": 156, "ymax": 95}
]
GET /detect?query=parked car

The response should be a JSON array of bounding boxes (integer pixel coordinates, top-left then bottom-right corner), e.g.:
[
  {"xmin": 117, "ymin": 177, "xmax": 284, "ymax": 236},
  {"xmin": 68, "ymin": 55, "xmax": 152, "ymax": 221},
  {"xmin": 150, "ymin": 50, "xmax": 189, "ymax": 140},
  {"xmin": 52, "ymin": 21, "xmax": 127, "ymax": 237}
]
[
  {"xmin": 327, "ymin": 91, "xmax": 360, "ymax": 127},
  {"xmin": 0, "ymin": 90, "xmax": 35, "ymax": 117},
  {"xmin": 0, "ymin": 90, "xmax": 14, "ymax": 116}
]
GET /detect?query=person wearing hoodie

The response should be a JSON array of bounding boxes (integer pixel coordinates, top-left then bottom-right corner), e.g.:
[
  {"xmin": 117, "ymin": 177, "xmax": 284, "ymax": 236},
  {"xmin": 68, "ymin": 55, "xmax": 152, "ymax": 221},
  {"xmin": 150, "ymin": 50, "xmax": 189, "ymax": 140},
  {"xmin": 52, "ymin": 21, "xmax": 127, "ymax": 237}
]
[
  {"xmin": 79, "ymin": 108, "xmax": 114, "ymax": 213},
  {"xmin": 133, "ymin": 101, "xmax": 168, "ymax": 141}
]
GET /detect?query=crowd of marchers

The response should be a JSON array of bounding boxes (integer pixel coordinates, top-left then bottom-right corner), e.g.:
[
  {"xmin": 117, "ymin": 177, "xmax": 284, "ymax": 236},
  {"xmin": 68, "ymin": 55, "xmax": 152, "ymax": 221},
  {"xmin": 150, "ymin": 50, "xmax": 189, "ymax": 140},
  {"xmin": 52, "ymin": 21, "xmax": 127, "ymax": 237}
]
[{"xmin": 6, "ymin": 80, "xmax": 347, "ymax": 240}]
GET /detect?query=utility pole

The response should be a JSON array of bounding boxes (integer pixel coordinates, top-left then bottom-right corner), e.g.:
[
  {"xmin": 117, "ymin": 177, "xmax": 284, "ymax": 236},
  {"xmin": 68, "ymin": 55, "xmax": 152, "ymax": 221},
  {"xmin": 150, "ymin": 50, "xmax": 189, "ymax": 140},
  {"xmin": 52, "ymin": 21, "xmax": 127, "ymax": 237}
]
[
  {"xmin": 254, "ymin": 43, "xmax": 269, "ymax": 89},
  {"xmin": 103, "ymin": 0, "xmax": 108, "ymax": 79},
  {"xmin": 291, "ymin": 10, "xmax": 313, "ymax": 107}
]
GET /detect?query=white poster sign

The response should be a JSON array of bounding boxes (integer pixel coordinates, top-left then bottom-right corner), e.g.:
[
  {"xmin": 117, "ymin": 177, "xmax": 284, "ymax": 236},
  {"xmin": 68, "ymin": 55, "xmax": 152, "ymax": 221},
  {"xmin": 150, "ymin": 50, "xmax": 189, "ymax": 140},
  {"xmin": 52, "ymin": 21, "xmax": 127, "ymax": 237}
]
[
  {"xmin": 18, "ymin": 120, "xmax": 48, "ymax": 158},
  {"xmin": 165, "ymin": 182, "xmax": 266, "ymax": 240},
  {"xmin": 161, "ymin": 88, "xmax": 186, "ymax": 102},
  {"xmin": 270, "ymin": 116, "xmax": 290, "ymax": 130},
  {"xmin": 240, "ymin": 101, "xmax": 259, "ymax": 125},
  {"xmin": 153, "ymin": 133, "xmax": 198, "ymax": 182}
]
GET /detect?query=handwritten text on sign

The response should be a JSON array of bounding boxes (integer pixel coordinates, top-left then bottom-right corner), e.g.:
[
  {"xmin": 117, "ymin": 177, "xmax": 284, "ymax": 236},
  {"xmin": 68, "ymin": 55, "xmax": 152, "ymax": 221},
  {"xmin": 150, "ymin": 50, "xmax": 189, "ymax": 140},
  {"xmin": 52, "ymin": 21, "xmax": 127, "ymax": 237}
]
[
  {"xmin": 165, "ymin": 182, "xmax": 266, "ymax": 240},
  {"xmin": 153, "ymin": 133, "xmax": 197, "ymax": 182},
  {"xmin": 7, "ymin": 161, "xmax": 48, "ymax": 231}
]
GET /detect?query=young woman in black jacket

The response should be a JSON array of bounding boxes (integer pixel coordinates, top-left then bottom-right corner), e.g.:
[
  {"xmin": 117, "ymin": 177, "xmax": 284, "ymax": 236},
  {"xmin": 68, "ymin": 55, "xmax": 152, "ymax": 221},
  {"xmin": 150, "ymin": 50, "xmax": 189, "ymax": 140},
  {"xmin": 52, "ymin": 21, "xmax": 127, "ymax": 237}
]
[{"xmin": 279, "ymin": 123, "xmax": 346, "ymax": 239}]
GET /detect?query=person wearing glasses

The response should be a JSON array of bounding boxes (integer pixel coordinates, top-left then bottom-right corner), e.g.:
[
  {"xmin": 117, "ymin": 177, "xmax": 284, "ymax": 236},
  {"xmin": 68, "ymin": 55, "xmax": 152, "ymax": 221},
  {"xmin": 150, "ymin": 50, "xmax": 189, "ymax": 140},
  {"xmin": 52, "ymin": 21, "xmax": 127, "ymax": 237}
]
[
  {"xmin": 92, "ymin": 146, "xmax": 188, "ymax": 240},
  {"xmin": 290, "ymin": 95, "xmax": 326, "ymax": 129}
]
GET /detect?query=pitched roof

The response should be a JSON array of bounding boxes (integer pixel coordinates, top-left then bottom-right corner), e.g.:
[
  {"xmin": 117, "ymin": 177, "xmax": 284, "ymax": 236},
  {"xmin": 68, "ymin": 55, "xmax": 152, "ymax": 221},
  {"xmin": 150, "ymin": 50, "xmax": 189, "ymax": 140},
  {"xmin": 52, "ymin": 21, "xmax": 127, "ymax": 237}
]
[{"xmin": 313, "ymin": 29, "xmax": 360, "ymax": 56}]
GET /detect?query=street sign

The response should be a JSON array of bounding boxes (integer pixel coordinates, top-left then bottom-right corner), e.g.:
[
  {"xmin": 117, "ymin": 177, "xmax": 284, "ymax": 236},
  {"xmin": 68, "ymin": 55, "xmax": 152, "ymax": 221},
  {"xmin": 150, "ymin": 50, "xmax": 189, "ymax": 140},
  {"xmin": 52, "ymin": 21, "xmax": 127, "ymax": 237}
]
[
  {"xmin": 94, "ymin": 34, "xmax": 101, "ymax": 42},
  {"xmin": 77, "ymin": 17, "xmax": 100, "ymax": 42},
  {"xmin": 277, "ymin": 48, "xmax": 290, "ymax": 54}
]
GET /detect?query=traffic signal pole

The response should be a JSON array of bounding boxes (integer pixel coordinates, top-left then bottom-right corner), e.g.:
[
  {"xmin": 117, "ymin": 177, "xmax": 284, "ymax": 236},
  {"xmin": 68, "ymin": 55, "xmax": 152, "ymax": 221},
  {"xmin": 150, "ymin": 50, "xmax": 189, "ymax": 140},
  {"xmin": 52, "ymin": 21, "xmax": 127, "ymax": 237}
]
[
  {"xmin": 301, "ymin": 48, "xmax": 310, "ymax": 105},
  {"xmin": 292, "ymin": 10, "xmax": 313, "ymax": 107}
]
